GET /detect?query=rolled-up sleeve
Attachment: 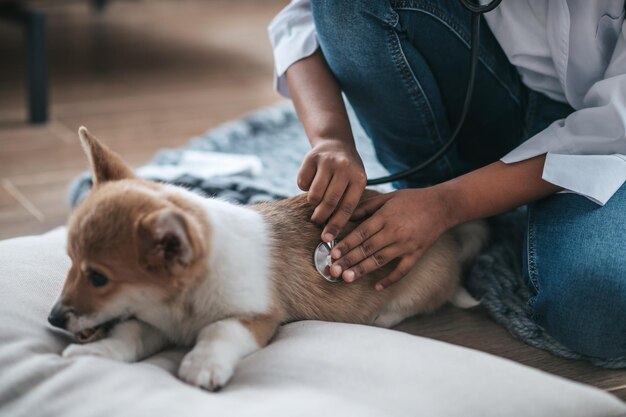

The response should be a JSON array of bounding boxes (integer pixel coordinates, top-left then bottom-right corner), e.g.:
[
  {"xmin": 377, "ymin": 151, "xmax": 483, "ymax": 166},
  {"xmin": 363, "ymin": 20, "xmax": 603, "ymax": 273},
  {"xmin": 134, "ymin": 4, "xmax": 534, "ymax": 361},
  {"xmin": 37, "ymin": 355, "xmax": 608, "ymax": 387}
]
[
  {"xmin": 268, "ymin": 0, "xmax": 318, "ymax": 98},
  {"xmin": 502, "ymin": 23, "xmax": 626, "ymax": 206}
]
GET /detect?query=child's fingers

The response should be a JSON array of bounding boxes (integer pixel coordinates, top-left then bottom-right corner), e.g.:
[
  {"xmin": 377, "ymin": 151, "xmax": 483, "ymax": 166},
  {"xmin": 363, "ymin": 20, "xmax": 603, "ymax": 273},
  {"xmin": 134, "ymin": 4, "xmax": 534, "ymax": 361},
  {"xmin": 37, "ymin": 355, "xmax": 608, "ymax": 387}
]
[
  {"xmin": 311, "ymin": 176, "xmax": 349, "ymax": 226},
  {"xmin": 351, "ymin": 194, "xmax": 390, "ymax": 220},
  {"xmin": 322, "ymin": 183, "xmax": 364, "ymax": 242},
  {"xmin": 375, "ymin": 255, "xmax": 419, "ymax": 290},
  {"xmin": 307, "ymin": 168, "xmax": 332, "ymax": 207},
  {"xmin": 297, "ymin": 159, "xmax": 317, "ymax": 191}
]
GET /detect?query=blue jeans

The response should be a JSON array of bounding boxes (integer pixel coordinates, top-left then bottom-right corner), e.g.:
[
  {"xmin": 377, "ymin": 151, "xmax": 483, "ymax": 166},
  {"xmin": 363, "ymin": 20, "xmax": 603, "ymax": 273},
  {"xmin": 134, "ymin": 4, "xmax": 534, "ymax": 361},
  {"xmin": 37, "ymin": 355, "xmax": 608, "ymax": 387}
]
[{"xmin": 311, "ymin": 0, "xmax": 626, "ymax": 359}]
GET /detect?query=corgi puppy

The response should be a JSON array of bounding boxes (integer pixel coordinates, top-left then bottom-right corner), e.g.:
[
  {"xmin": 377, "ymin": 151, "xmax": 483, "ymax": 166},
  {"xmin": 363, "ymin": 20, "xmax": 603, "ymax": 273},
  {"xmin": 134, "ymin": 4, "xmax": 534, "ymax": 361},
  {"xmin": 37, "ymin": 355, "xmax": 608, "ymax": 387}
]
[{"xmin": 48, "ymin": 127, "xmax": 487, "ymax": 391}]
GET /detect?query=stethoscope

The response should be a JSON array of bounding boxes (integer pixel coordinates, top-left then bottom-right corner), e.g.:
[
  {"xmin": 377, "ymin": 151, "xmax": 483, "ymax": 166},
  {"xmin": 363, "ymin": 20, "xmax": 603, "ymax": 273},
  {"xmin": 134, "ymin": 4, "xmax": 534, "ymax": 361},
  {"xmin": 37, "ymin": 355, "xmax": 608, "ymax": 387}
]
[{"xmin": 314, "ymin": 0, "xmax": 504, "ymax": 282}]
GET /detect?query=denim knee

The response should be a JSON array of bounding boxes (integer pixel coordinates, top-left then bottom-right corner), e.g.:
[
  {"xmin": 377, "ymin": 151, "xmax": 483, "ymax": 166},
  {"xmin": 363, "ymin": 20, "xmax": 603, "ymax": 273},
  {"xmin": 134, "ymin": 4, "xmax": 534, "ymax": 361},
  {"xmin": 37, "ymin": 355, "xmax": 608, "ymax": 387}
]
[
  {"xmin": 527, "ymin": 193, "xmax": 626, "ymax": 359},
  {"xmin": 311, "ymin": 0, "xmax": 465, "ymax": 186},
  {"xmin": 310, "ymin": 0, "xmax": 398, "ymax": 78}
]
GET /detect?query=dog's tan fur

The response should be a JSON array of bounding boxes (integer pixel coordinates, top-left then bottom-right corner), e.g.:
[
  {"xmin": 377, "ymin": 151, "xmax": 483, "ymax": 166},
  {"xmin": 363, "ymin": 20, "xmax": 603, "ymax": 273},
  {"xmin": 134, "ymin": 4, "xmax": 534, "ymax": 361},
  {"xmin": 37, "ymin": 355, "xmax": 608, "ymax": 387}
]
[
  {"xmin": 53, "ymin": 127, "xmax": 487, "ymax": 390},
  {"xmin": 254, "ymin": 195, "xmax": 469, "ymax": 327}
]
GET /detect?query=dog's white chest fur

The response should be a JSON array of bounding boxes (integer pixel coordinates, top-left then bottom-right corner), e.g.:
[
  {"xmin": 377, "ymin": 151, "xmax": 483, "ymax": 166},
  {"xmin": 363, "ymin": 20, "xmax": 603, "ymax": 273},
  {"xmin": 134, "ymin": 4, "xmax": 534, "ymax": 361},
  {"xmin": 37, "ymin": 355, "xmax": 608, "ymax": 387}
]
[
  {"xmin": 135, "ymin": 187, "xmax": 273, "ymax": 345},
  {"xmin": 200, "ymin": 195, "xmax": 272, "ymax": 315}
]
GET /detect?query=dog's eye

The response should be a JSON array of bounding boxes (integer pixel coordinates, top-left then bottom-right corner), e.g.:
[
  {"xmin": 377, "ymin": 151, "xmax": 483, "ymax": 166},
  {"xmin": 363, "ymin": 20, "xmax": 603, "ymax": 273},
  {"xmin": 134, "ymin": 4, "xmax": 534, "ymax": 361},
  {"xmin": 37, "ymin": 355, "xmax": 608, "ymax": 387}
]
[{"xmin": 87, "ymin": 270, "xmax": 108, "ymax": 287}]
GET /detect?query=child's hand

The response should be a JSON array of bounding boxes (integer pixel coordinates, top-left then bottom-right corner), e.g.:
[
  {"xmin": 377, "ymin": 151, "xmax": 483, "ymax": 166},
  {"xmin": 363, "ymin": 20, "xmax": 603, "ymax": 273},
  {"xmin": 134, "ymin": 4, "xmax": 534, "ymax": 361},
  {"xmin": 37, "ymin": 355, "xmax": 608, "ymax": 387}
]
[
  {"xmin": 297, "ymin": 139, "xmax": 366, "ymax": 242},
  {"xmin": 329, "ymin": 188, "xmax": 453, "ymax": 290}
]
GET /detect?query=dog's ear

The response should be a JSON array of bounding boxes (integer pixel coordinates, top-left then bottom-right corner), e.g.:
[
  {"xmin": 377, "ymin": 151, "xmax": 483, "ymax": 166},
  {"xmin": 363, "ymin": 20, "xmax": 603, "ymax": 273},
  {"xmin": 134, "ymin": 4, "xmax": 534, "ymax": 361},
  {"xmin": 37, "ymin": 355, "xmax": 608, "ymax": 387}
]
[
  {"xmin": 136, "ymin": 208, "xmax": 197, "ymax": 274},
  {"xmin": 78, "ymin": 126, "xmax": 134, "ymax": 186}
]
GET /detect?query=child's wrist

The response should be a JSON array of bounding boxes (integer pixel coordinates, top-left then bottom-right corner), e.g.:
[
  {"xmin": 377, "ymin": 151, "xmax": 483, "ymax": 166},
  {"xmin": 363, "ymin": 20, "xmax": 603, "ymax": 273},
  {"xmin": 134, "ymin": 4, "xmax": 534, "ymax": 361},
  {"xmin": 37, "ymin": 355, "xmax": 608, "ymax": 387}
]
[{"xmin": 432, "ymin": 180, "xmax": 468, "ymax": 229}]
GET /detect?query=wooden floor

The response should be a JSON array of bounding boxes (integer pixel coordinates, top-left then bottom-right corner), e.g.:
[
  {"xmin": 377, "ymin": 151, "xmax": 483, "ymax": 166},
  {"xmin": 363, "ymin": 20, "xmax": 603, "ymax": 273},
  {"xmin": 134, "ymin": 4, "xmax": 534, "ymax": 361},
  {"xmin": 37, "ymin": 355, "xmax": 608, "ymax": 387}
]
[
  {"xmin": 0, "ymin": 0, "xmax": 282, "ymax": 239},
  {"xmin": 1, "ymin": 0, "xmax": 625, "ymax": 401}
]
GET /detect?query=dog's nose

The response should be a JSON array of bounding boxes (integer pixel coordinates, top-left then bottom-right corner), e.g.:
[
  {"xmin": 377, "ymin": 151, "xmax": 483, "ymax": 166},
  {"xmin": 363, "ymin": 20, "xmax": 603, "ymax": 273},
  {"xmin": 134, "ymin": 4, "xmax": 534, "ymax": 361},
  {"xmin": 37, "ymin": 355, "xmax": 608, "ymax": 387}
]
[{"xmin": 48, "ymin": 303, "xmax": 69, "ymax": 329}]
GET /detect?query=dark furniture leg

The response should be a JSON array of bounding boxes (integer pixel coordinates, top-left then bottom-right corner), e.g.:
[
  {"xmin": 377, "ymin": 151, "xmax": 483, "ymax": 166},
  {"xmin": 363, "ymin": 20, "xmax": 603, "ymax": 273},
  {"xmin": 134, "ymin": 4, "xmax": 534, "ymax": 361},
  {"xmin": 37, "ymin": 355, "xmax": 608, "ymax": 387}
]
[
  {"xmin": 26, "ymin": 9, "xmax": 48, "ymax": 123},
  {"xmin": 0, "ymin": 2, "xmax": 49, "ymax": 124},
  {"xmin": 91, "ymin": 0, "xmax": 109, "ymax": 12}
]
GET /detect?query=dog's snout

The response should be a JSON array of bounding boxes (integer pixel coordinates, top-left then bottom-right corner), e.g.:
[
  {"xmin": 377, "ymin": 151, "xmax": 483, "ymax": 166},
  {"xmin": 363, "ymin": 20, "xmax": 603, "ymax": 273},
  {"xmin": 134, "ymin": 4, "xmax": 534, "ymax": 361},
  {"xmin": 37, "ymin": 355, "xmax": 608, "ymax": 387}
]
[{"xmin": 48, "ymin": 303, "xmax": 69, "ymax": 329}]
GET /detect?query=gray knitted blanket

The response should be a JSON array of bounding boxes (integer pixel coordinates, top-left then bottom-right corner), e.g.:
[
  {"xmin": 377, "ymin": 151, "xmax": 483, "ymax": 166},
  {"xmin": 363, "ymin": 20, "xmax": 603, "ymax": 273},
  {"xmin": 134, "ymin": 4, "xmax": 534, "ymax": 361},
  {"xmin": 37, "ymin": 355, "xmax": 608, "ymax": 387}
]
[{"xmin": 69, "ymin": 102, "xmax": 626, "ymax": 368}]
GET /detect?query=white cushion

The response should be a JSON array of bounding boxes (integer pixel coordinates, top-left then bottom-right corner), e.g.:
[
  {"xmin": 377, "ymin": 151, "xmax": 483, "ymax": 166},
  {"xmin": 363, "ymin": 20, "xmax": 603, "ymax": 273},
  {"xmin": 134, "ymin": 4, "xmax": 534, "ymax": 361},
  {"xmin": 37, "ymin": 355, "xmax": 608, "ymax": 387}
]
[{"xmin": 0, "ymin": 228, "xmax": 624, "ymax": 417}]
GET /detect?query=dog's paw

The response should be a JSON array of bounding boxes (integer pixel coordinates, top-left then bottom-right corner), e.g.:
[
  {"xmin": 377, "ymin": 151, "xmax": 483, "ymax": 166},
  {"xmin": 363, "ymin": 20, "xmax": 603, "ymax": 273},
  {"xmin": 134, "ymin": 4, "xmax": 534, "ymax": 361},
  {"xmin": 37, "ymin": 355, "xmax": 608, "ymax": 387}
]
[
  {"xmin": 62, "ymin": 342, "xmax": 126, "ymax": 361},
  {"xmin": 178, "ymin": 350, "xmax": 234, "ymax": 391}
]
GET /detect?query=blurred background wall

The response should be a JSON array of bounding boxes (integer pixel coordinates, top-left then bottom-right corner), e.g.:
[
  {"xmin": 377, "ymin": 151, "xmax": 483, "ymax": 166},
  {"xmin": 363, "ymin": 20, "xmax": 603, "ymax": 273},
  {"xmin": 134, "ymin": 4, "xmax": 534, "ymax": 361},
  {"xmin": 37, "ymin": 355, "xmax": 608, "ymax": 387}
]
[{"xmin": 0, "ymin": 0, "xmax": 284, "ymax": 239}]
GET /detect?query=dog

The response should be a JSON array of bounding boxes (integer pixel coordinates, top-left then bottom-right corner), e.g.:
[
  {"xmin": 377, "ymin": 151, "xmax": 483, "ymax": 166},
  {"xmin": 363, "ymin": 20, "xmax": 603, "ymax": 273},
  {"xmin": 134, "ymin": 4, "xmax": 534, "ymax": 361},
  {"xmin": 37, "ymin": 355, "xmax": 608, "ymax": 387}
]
[{"xmin": 48, "ymin": 127, "xmax": 488, "ymax": 391}]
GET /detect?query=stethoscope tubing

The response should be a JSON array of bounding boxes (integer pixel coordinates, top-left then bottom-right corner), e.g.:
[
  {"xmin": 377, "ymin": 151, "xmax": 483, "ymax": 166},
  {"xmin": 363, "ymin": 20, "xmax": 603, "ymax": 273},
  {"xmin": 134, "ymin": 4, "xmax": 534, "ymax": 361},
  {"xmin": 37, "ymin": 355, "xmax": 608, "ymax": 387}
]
[{"xmin": 365, "ymin": 0, "xmax": 503, "ymax": 186}]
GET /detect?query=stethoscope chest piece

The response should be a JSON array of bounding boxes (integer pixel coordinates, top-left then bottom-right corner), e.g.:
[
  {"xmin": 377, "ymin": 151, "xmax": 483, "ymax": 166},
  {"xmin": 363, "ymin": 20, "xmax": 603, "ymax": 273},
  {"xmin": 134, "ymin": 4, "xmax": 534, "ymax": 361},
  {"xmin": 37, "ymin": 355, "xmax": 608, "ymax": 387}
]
[{"xmin": 314, "ymin": 240, "xmax": 342, "ymax": 283}]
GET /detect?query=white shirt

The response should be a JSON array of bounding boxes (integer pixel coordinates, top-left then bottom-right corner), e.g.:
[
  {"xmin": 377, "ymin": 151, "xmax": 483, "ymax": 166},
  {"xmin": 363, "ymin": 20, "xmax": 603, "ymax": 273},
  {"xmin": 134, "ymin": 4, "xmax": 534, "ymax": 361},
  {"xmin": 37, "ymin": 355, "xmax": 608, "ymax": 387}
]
[{"xmin": 268, "ymin": 0, "xmax": 626, "ymax": 205}]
